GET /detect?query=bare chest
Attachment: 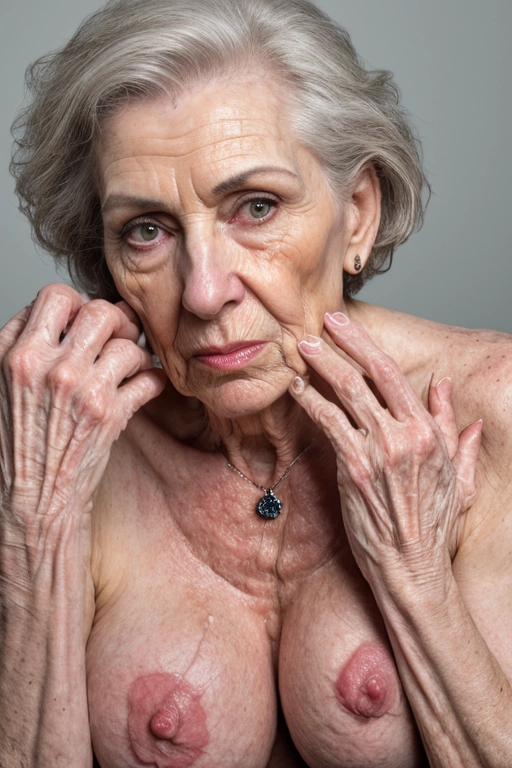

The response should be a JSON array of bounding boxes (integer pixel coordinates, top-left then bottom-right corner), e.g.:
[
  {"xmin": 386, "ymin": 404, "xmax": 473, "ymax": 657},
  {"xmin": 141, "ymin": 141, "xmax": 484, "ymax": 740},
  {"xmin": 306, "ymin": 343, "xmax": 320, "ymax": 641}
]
[{"xmin": 88, "ymin": 454, "xmax": 423, "ymax": 767}]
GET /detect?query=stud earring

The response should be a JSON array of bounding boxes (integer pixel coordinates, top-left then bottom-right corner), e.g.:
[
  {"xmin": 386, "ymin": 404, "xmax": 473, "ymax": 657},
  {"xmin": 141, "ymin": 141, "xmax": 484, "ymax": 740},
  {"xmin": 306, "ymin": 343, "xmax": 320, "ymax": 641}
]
[{"xmin": 354, "ymin": 254, "xmax": 362, "ymax": 271}]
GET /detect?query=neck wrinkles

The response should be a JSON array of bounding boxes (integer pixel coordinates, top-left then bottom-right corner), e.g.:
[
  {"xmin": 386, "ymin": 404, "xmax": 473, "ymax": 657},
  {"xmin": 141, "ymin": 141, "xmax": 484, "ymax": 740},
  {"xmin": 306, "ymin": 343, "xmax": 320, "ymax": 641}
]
[{"xmin": 206, "ymin": 394, "xmax": 317, "ymax": 489}]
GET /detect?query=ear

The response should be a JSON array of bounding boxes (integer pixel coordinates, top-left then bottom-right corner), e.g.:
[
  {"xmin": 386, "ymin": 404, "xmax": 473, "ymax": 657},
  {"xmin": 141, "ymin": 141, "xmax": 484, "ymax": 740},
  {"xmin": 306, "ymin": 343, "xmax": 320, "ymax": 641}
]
[{"xmin": 343, "ymin": 166, "xmax": 381, "ymax": 275}]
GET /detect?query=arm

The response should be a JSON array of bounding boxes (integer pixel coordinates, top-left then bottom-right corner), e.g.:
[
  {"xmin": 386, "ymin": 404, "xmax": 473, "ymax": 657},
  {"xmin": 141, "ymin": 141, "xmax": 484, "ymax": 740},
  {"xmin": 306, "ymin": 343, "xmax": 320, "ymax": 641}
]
[
  {"xmin": 290, "ymin": 311, "xmax": 512, "ymax": 767},
  {"xmin": 0, "ymin": 285, "xmax": 166, "ymax": 767}
]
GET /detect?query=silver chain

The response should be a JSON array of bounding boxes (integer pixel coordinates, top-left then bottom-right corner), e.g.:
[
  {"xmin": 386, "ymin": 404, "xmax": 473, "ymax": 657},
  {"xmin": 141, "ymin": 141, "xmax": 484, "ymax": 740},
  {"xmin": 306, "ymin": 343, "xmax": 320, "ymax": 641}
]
[{"xmin": 225, "ymin": 435, "xmax": 317, "ymax": 493}]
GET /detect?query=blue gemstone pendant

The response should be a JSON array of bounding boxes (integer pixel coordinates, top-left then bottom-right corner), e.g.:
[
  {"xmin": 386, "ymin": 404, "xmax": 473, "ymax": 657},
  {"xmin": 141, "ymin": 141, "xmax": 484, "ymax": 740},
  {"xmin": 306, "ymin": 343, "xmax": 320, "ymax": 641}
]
[{"xmin": 257, "ymin": 490, "xmax": 283, "ymax": 519}]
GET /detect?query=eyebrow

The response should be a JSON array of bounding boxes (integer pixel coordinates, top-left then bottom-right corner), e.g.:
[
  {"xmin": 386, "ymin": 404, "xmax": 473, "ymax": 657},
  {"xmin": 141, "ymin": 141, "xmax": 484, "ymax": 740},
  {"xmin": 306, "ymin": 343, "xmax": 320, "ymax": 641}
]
[
  {"xmin": 102, "ymin": 165, "xmax": 299, "ymax": 215},
  {"xmin": 102, "ymin": 195, "xmax": 167, "ymax": 215},
  {"xmin": 212, "ymin": 166, "xmax": 299, "ymax": 195}
]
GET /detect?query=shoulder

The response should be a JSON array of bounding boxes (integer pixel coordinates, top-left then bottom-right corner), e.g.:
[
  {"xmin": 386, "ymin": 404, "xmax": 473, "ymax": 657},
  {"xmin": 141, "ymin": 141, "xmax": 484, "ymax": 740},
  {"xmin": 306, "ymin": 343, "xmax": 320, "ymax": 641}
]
[
  {"xmin": 352, "ymin": 300, "xmax": 512, "ymax": 492},
  {"xmin": 352, "ymin": 300, "xmax": 512, "ymax": 430}
]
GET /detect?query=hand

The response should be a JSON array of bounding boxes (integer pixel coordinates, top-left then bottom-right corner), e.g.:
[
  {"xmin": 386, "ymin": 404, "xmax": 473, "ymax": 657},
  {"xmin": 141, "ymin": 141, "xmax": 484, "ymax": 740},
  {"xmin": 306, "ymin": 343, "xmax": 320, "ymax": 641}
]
[
  {"xmin": 0, "ymin": 284, "xmax": 166, "ymax": 525},
  {"xmin": 289, "ymin": 312, "xmax": 482, "ymax": 588}
]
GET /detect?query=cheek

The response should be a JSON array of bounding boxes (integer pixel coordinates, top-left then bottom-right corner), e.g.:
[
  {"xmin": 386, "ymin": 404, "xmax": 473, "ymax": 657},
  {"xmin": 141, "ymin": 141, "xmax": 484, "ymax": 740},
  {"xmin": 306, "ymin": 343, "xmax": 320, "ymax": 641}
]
[{"xmin": 110, "ymin": 267, "xmax": 187, "ymax": 379}]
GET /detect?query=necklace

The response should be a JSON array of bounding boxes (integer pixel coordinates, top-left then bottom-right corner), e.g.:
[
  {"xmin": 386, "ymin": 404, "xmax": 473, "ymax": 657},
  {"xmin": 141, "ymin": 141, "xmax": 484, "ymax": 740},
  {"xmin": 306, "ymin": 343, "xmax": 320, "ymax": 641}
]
[{"xmin": 224, "ymin": 436, "xmax": 317, "ymax": 520}]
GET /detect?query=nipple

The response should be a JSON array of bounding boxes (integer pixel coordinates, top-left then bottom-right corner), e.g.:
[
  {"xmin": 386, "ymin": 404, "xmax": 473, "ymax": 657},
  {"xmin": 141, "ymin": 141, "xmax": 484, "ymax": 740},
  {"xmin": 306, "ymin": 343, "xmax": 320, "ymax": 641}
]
[
  {"xmin": 150, "ymin": 703, "xmax": 180, "ymax": 740},
  {"xmin": 335, "ymin": 641, "xmax": 397, "ymax": 719},
  {"xmin": 127, "ymin": 672, "xmax": 209, "ymax": 768}
]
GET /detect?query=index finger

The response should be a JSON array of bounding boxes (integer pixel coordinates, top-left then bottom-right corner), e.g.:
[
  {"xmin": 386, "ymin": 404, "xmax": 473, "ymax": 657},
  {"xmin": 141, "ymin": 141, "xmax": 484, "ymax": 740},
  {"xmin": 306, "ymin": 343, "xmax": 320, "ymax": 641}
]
[
  {"xmin": 61, "ymin": 299, "xmax": 142, "ymax": 360},
  {"xmin": 0, "ymin": 304, "xmax": 33, "ymax": 357},
  {"xmin": 324, "ymin": 312, "xmax": 422, "ymax": 421},
  {"xmin": 21, "ymin": 283, "xmax": 88, "ymax": 346}
]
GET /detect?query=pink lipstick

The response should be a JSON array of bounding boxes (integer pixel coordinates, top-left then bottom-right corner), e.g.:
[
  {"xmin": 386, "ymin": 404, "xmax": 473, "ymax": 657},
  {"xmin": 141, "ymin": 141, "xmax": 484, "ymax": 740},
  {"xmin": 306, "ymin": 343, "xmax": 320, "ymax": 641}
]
[{"xmin": 194, "ymin": 341, "xmax": 268, "ymax": 371}]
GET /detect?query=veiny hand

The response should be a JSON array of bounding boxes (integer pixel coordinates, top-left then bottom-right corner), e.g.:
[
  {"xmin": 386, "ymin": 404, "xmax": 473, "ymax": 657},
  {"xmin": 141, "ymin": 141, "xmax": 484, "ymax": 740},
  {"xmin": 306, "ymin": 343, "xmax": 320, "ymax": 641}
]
[
  {"xmin": 289, "ymin": 311, "xmax": 482, "ymax": 587},
  {"xmin": 0, "ymin": 284, "xmax": 166, "ymax": 526}
]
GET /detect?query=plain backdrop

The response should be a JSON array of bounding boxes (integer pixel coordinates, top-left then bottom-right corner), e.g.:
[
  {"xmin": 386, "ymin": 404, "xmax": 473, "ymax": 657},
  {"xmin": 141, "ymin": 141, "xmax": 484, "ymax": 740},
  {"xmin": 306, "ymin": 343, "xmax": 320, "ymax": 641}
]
[{"xmin": 1, "ymin": 0, "xmax": 510, "ymax": 332}]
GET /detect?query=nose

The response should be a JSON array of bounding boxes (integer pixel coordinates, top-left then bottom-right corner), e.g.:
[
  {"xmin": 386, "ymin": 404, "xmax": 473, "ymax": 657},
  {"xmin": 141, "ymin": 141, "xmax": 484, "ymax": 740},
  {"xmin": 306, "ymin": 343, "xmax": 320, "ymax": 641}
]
[{"xmin": 181, "ymin": 227, "xmax": 245, "ymax": 320}]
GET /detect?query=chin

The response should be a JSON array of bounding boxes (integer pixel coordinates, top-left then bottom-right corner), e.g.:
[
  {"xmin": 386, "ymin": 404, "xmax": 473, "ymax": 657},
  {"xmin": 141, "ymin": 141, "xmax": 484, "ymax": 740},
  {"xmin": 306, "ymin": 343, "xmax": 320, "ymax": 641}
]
[{"xmin": 195, "ymin": 374, "xmax": 293, "ymax": 420}]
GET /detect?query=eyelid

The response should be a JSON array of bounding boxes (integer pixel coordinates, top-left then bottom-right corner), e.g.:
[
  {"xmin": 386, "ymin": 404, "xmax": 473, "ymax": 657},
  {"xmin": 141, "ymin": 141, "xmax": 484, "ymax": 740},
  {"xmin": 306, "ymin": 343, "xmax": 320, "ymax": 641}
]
[
  {"xmin": 120, "ymin": 214, "xmax": 176, "ymax": 238},
  {"xmin": 230, "ymin": 192, "xmax": 280, "ymax": 222}
]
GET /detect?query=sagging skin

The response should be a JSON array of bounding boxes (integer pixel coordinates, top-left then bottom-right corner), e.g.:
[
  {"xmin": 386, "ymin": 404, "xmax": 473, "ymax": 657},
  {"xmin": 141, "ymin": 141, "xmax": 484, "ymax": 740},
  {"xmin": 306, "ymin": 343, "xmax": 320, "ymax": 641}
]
[{"xmin": 2, "ymin": 67, "xmax": 512, "ymax": 768}]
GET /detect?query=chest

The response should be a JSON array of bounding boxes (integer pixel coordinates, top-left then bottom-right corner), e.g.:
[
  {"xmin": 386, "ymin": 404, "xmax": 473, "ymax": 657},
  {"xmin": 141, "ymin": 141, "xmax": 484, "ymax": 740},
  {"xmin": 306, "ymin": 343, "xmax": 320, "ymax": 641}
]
[{"xmin": 87, "ymin": 514, "xmax": 424, "ymax": 768}]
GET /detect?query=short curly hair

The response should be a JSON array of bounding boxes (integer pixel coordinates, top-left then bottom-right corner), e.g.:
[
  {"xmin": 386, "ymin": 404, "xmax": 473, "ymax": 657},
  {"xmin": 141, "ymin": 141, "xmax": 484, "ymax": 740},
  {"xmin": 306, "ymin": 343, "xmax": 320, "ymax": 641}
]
[{"xmin": 11, "ymin": 0, "xmax": 429, "ymax": 301}]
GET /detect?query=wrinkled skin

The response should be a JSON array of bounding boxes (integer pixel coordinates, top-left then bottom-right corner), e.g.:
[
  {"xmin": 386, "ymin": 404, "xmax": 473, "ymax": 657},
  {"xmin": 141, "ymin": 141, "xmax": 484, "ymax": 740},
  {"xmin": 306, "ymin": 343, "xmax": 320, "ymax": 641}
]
[{"xmin": 2, "ymin": 70, "xmax": 512, "ymax": 768}]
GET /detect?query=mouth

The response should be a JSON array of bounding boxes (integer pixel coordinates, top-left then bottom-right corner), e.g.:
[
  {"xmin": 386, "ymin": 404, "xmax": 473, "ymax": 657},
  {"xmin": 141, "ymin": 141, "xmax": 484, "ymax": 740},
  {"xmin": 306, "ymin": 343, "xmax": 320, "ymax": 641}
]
[{"xmin": 193, "ymin": 341, "xmax": 269, "ymax": 371}]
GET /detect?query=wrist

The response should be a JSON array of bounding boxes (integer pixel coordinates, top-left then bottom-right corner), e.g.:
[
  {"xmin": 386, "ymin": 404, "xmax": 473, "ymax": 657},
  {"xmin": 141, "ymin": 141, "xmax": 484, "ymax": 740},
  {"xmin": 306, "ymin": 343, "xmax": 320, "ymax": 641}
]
[{"xmin": 364, "ymin": 541, "xmax": 455, "ymax": 617}]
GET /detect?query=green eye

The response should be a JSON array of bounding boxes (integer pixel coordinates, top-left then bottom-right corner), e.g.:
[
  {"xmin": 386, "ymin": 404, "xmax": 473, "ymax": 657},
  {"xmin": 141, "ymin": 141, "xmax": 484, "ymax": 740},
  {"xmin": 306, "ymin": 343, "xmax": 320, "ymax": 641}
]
[
  {"xmin": 248, "ymin": 200, "xmax": 272, "ymax": 219},
  {"xmin": 137, "ymin": 223, "xmax": 160, "ymax": 241}
]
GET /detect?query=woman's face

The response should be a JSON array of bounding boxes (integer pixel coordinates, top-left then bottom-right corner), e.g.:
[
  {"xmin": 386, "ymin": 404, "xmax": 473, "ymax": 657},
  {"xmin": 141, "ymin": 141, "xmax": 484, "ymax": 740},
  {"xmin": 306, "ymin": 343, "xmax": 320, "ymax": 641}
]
[{"xmin": 99, "ymin": 74, "xmax": 354, "ymax": 417}]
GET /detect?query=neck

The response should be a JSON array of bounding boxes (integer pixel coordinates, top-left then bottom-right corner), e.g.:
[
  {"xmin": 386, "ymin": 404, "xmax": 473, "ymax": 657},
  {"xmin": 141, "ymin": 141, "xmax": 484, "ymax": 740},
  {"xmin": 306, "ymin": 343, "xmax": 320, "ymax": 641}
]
[{"xmin": 204, "ymin": 393, "xmax": 317, "ymax": 489}]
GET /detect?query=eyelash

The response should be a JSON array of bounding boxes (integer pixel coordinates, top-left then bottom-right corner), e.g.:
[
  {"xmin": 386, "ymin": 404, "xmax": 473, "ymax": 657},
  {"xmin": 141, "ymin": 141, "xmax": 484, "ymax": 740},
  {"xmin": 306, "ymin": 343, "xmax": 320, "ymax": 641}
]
[
  {"xmin": 119, "ymin": 194, "xmax": 280, "ymax": 250},
  {"xmin": 232, "ymin": 194, "xmax": 279, "ymax": 224},
  {"xmin": 120, "ymin": 217, "xmax": 173, "ymax": 249}
]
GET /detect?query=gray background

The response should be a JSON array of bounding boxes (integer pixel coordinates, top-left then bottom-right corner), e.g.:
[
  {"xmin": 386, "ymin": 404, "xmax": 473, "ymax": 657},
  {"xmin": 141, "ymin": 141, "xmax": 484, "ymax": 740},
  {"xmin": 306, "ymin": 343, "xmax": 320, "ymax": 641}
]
[{"xmin": 1, "ymin": 0, "xmax": 510, "ymax": 332}]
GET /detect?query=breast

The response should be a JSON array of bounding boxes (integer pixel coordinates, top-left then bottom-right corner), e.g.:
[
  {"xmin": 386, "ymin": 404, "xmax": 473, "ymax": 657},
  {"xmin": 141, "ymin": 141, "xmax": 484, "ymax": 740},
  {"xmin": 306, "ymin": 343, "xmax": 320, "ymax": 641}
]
[
  {"xmin": 127, "ymin": 672, "xmax": 209, "ymax": 768},
  {"xmin": 86, "ymin": 554, "xmax": 278, "ymax": 768},
  {"xmin": 335, "ymin": 641, "xmax": 398, "ymax": 719},
  {"xmin": 278, "ymin": 557, "xmax": 426, "ymax": 768},
  {"xmin": 89, "ymin": 434, "xmax": 424, "ymax": 767}
]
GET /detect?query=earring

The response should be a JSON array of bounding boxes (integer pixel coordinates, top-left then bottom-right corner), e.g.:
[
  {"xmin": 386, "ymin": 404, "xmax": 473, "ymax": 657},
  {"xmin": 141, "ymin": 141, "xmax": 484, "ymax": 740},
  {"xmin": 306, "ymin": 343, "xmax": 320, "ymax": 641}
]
[{"xmin": 354, "ymin": 254, "xmax": 362, "ymax": 271}]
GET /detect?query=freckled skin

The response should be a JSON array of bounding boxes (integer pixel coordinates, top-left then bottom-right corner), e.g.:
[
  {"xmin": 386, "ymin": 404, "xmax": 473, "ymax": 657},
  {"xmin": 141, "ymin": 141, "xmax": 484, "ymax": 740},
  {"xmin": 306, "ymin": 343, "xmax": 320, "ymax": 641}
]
[
  {"xmin": 335, "ymin": 641, "xmax": 397, "ymax": 718},
  {"xmin": 127, "ymin": 673, "xmax": 209, "ymax": 767}
]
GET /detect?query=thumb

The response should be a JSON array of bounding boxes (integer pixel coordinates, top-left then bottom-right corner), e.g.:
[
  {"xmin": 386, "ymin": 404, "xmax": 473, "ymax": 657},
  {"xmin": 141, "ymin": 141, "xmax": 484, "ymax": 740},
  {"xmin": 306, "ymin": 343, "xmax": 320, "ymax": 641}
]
[{"xmin": 452, "ymin": 419, "xmax": 483, "ymax": 510}]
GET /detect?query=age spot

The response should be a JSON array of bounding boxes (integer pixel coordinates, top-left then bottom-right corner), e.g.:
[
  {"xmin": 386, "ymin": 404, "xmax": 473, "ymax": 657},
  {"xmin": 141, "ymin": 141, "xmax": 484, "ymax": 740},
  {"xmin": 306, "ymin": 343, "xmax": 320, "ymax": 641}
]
[
  {"xmin": 335, "ymin": 641, "xmax": 397, "ymax": 718},
  {"xmin": 128, "ymin": 673, "xmax": 209, "ymax": 768}
]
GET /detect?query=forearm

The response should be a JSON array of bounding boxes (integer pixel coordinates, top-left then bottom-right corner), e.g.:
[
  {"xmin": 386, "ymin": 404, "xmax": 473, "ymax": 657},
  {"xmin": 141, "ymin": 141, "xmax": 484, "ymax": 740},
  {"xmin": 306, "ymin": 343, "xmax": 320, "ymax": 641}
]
[
  {"xmin": 0, "ymin": 288, "xmax": 165, "ymax": 768},
  {"xmin": 0, "ymin": 510, "xmax": 93, "ymax": 768},
  {"xmin": 371, "ymin": 556, "xmax": 512, "ymax": 768}
]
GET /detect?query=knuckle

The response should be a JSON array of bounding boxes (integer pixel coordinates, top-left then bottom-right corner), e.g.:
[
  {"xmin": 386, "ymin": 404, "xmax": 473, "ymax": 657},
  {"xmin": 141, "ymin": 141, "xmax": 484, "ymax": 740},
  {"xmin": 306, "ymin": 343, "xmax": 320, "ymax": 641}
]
[
  {"xmin": 338, "ymin": 368, "xmax": 360, "ymax": 395},
  {"xmin": 310, "ymin": 399, "xmax": 345, "ymax": 429},
  {"xmin": 372, "ymin": 355, "xmax": 399, "ymax": 385},
  {"xmin": 37, "ymin": 283, "xmax": 80, "ymax": 313},
  {"xmin": 5, "ymin": 345, "xmax": 37, "ymax": 386},
  {"xmin": 38, "ymin": 282, "xmax": 79, "ymax": 301},
  {"xmin": 347, "ymin": 458, "xmax": 373, "ymax": 487},
  {"xmin": 79, "ymin": 386, "xmax": 108, "ymax": 423},
  {"xmin": 81, "ymin": 299, "xmax": 114, "ymax": 325},
  {"xmin": 105, "ymin": 337, "xmax": 136, "ymax": 357},
  {"xmin": 381, "ymin": 440, "xmax": 401, "ymax": 467},
  {"xmin": 413, "ymin": 423, "xmax": 437, "ymax": 455},
  {"xmin": 49, "ymin": 361, "xmax": 80, "ymax": 394}
]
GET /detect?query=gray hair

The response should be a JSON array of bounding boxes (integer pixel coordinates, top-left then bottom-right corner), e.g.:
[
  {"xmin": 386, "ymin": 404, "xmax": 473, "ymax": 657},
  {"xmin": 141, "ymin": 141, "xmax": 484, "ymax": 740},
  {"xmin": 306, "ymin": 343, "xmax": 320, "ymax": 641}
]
[{"xmin": 11, "ymin": 0, "xmax": 429, "ymax": 300}]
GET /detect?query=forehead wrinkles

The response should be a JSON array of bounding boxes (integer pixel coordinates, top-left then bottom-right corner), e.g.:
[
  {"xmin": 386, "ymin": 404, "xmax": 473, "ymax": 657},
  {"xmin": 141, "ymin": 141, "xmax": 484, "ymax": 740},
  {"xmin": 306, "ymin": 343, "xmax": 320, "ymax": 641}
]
[
  {"xmin": 103, "ymin": 113, "xmax": 286, "ymax": 160},
  {"xmin": 100, "ymin": 116, "xmax": 293, "ymax": 205}
]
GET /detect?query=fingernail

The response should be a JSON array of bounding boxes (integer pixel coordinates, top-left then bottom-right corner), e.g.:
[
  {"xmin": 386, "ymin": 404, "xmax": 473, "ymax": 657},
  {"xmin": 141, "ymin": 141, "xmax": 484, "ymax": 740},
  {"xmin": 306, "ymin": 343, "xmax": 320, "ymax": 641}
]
[
  {"xmin": 290, "ymin": 376, "xmax": 305, "ymax": 394},
  {"xmin": 326, "ymin": 312, "xmax": 349, "ymax": 326},
  {"xmin": 435, "ymin": 376, "xmax": 452, "ymax": 395},
  {"xmin": 298, "ymin": 335, "xmax": 322, "ymax": 355}
]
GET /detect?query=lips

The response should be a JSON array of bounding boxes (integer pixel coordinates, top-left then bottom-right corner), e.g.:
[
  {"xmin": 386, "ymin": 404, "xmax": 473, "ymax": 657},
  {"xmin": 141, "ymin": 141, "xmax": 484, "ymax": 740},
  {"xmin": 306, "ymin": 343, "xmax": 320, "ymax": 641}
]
[{"xmin": 193, "ymin": 341, "xmax": 268, "ymax": 371}]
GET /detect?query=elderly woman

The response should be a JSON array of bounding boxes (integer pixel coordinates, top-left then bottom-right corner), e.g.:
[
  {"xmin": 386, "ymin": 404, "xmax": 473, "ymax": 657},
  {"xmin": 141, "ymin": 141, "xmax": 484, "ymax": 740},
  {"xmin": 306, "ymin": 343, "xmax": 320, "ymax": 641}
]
[{"xmin": 1, "ymin": 0, "xmax": 511, "ymax": 766}]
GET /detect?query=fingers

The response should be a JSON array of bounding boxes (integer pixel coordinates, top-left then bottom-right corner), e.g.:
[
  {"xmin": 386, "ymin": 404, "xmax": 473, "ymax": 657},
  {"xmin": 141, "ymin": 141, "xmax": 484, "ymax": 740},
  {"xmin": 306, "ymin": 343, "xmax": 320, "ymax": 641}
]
[
  {"xmin": 453, "ymin": 419, "xmax": 483, "ymax": 508},
  {"xmin": 21, "ymin": 283, "xmax": 87, "ymax": 346},
  {"xmin": 117, "ymin": 367, "xmax": 168, "ymax": 419},
  {"xmin": 0, "ymin": 304, "xmax": 33, "ymax": 357},
  {"xmin": 321, "ymin": 312, "xmax": 422, "ymax": 421},
  {"xmin": 46, "ymin": 339, "xmax": 159, "ymax": 446},
  {"xmin": 61, "ymin": 301, "xmax": 141, "ymax": 361},
  {"xmin": 93, "ymin": 337, "xmax": 156, "ymax": 385},
  {"xmin": 428, "ymin": 375, "xmax": 482, "ymax": 507},
  {"xmin": 428, "ymin": 377, "xmax": 459, "ymax": 459},
  {"xmin": 296, "ymin": 334, "xmax": 388, "ymax": 432},
  {"xmin": 289, "ymin": 373, "xmax": 362, "ymax": 448},
  {"xmin": 10, "ymin": 285, "xmax": 141, "ymax": 363}
]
